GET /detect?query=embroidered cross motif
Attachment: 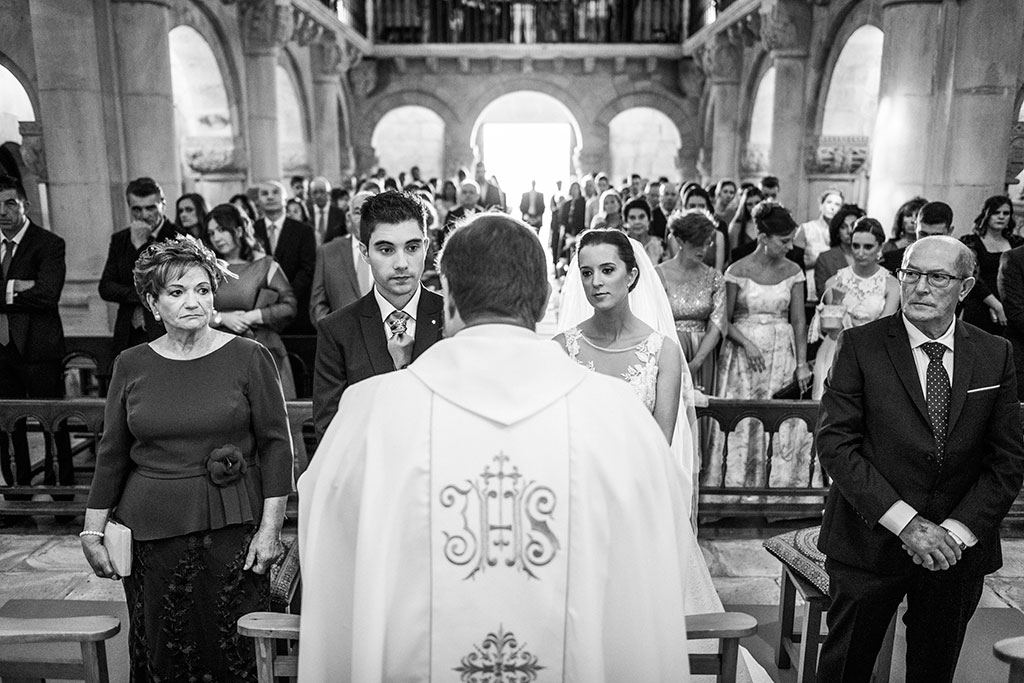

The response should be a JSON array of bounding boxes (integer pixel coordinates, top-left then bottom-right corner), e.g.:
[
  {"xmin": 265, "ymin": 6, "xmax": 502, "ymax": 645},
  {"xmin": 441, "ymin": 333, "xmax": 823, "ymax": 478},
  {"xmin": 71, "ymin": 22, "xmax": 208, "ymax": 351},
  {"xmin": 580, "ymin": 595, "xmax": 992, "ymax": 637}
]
[
  {"xmin": 440, "ymin": 452, "xmax": 559, "ymax": 580},
  {"xmin": 454, "ymin": 626, "xmax": 543, "ymax": 682}
]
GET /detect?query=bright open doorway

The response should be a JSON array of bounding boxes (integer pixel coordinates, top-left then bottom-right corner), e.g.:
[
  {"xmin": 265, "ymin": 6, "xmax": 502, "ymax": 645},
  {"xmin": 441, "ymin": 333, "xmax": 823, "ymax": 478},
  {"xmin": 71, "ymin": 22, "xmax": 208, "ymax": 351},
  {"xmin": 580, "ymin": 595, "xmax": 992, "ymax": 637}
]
[{"xmin": 480, "ymin": 122, "xmax": 572, "ymax": 212}]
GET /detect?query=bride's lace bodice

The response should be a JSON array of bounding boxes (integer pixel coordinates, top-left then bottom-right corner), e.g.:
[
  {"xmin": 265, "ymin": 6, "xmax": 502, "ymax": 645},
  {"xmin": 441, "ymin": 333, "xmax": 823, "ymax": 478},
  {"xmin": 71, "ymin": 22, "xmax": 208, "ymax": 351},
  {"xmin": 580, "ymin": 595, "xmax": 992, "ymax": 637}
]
[{"xmin": 563, "ymin": 327, "xmax": 663, "ymax": 412}]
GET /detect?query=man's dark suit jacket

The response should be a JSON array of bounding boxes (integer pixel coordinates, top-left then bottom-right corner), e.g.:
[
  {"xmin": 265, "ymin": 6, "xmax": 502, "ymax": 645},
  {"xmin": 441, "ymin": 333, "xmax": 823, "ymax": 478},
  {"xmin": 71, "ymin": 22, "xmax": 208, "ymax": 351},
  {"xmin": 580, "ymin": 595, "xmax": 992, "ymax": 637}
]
[
  {"xmin": 98, "ymin": 220, "xmax": 177, "ymax": 355},
  {"xmin": 650, "ymin": 205, "xmax": 669, "ymax": 241},
  {"xmin": 306, "ymin": 202, "xmax": 348, "ymax": 243},
  {"xmin": 309, "ymin": 235, "xmax": 362, "ymax": 323},
  {"xmin": 816, "ymin": 314, "xmax": 1024, "ymax": 577},
  {"xmin": 255, "ymin": 216, "xmax": 317, "ymax": 333},
  {"xmin": 313, "ymin": 287, "xmax": 444, "ymax": 439},
  {"xmin": 1, "ymin": 221, "xmax": 66, "ymax": 363}
]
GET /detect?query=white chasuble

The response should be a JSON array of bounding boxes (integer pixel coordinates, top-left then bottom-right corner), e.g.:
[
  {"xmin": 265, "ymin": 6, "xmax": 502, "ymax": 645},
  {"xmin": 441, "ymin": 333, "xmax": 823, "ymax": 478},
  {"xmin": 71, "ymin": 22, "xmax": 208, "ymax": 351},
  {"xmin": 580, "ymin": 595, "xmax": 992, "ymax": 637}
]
[
  {"xmin": 431, "ymin": 394, "xmax": 569, "ymax": 680},
  {"xmin": 298, "ymin": 324, "xmax": 692, "ymax": 682}
]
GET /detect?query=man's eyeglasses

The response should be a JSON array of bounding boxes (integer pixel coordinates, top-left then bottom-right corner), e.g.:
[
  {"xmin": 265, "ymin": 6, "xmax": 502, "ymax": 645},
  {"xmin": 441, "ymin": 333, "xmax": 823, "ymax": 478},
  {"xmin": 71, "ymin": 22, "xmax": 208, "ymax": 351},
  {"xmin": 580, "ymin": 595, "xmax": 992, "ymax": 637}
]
[{"xmin": 895, "ymin": 268, "xmax": 966, "ymax": 288}]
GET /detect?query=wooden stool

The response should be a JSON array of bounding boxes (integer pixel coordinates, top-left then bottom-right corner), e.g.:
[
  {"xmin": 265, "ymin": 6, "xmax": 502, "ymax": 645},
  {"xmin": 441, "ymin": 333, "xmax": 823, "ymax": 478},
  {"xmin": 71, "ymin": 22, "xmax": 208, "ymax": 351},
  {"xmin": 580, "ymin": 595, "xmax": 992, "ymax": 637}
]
[
  {"xmin": 238, "ymin": 612, "xmax": 300, "ymax": 683},
  {"xmin": 777, "ymin": 562, "xmax": 896, "ymax": 683},
  {"xmin": 995, "ymin": 636, "xmax": 1024, "ymax": 683},
  {"xmin": 0, "ymin": 614, "xmax": 120, "ymax": 683},
  {"xmin": 687, "ymin": 612, "xmax": 758, "ymax": 683}
]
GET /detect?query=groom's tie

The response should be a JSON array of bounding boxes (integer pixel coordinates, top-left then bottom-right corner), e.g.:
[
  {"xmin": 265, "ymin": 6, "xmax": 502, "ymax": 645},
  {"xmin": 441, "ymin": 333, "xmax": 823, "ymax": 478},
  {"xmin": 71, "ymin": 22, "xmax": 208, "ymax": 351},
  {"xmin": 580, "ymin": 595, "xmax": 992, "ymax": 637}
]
[
  {"xmin": 386, "ymin": 310, "xmax": 413, "ymax": 370},
  {"xmin": 922, "ymin": 341, "xmax": 950, "ymax": 462}
]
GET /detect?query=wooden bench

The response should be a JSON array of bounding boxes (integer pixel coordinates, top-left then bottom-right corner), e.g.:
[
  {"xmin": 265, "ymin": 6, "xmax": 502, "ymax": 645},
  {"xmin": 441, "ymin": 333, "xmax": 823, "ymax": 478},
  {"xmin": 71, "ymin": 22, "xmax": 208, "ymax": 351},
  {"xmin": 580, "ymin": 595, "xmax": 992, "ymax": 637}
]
[{"xmin": 238, "ymin": 610, "xmax": 758, "ymax": 683}]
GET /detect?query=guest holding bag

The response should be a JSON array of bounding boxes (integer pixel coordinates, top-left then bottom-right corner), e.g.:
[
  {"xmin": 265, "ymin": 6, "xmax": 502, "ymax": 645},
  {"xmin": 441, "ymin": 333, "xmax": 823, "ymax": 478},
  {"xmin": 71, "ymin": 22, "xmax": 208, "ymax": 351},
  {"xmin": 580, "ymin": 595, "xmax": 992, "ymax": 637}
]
[{"xmin": 81, "ymin": 235, "xmax": 293, "ymax": 682}]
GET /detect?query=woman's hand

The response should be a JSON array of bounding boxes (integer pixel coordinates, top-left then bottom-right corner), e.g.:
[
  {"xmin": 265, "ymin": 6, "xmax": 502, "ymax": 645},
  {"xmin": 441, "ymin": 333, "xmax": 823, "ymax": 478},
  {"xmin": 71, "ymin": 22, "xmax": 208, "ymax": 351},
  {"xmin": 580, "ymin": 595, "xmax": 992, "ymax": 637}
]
[
  {"xmin": 743, "ymin": 341, "xmax": 766, "ymax": 372},
  {"xmin": 796, "ymin": 364, "xmax": 812, "ymax": 394},
  {"xmin": 244, "ymin": 526, "xmax": 284, "ymax": 575},
  {"xmin": 990, "ymin": 300, "xmax": 1007, "ymax": 326},
  {"xmin": 81, "ymin": 537, "xmax": 120, "ymax": 580},
  {"xmin": 218, "ymin": 311, "xmax": 251, "ymax": 334},
  {"xmin": 687, "ymin": 358, "xmax": 704, "ymax": 378}
]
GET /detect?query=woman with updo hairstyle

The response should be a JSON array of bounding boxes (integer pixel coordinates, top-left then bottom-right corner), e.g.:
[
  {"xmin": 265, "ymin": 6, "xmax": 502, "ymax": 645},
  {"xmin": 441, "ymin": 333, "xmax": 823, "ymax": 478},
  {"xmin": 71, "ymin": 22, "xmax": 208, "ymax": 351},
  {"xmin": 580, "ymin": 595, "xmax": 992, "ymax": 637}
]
[
  {"xmin": 555, "ymin": 228, "xmax": 682, "ymax": 442},
  {"xmin": 657, "ymin": 209, "xmax": 727, "ymax": 396},
  {"xmin": 810, "ymin": 216, "xmax": 899, "ymax": 399},
  {"xmin": 204, "ymin": 202, "xmax": 298, "ymax": 398},
  {"xmin": 727, "ymin": 186, "xmax": 764, "ymax": 253},
  {"xmin": 680, "ymin": 183, "xmax": 729, "ymax": 270},
  {"xmin": 590, "ymin": 188, "xmax": 624, "ymax": 230},
  {"xmin": 708, "ymin": 202, "xmax": 819, "ymax": 495},
  {"xmin": 960, "ymin": 194, "xmax": 1021, "ymax": 334},
  {"xmin": 883, "ymin": 196, "xmax": 927, "ymax": 254},
  {"xmin": 83, "ymin": 235, "xmax": 292, "ymax": 681}
]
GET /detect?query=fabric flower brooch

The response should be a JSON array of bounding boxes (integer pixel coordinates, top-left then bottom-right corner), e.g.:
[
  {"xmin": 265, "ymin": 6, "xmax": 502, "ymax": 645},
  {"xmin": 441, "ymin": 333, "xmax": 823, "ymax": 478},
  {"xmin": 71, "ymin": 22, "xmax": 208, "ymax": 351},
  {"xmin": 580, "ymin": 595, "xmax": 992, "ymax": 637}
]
[{"xmin": 206, "ymin": 445, "xmax": 248, "ymax": 487}]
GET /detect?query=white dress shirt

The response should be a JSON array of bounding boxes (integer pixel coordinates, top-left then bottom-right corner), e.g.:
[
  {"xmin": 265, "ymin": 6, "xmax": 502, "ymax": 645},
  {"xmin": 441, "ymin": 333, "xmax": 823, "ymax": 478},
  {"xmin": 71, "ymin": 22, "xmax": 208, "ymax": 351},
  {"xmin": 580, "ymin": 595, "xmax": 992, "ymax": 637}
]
[
  {"xmin": 266, "ymin": 215, "xmax": 285, "ymax": 254},
  {"xmin": 374, "ymin": 284, "xmax": 421, "ymax": 342},
  {"xmin": 877, "ymin": 315, "xmax": 976, "ymax": 547},
  {"xmin": 2, "ymin": 218, "xmax": 29, "ymax": 304}
]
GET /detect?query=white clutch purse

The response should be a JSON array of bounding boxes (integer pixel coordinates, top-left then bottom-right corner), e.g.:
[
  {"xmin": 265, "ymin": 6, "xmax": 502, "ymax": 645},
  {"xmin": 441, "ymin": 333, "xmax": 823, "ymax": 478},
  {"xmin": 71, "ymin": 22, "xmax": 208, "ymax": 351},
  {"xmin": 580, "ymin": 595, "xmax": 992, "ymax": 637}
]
[{"xmin": 104, "ymin": 520, "xmax": 133, "ymax": 576}]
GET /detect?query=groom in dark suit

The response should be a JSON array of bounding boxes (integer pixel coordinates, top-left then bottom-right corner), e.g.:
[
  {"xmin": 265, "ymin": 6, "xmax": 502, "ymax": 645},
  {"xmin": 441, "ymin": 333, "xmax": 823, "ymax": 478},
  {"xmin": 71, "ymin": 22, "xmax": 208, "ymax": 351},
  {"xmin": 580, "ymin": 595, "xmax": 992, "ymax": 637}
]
[
  {"xmin": 815, "ymin": 235, "xmax": 1024, "ymax": 683},
  {"xmin": 313, "ymin": 190, "xmax": 443, "ymax": 440}
]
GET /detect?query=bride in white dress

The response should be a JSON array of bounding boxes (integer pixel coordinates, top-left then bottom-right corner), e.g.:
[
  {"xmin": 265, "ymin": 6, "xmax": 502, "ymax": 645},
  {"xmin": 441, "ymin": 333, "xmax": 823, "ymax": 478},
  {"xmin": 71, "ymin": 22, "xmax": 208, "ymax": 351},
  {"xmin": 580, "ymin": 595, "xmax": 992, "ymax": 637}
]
[{"xmin": 556, "ymin": 228, "xmax": 772, "ymax": 683}]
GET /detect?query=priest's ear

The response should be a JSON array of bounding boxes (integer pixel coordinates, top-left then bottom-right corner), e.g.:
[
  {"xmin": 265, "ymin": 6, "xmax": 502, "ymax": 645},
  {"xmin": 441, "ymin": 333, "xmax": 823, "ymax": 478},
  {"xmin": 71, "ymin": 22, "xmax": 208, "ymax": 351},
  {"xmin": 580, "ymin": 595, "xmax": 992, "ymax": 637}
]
[{"xmin": 440, "ymin": 275, "xmax": 466, "ymax": 336}]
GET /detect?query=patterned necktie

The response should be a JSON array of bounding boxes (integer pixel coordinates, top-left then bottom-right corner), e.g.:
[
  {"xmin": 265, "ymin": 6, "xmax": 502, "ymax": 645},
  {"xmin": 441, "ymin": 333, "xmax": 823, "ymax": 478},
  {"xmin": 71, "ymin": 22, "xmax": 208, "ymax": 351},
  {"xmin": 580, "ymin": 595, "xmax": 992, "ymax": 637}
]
[
  {"xmin": 386, "ymin": 310, "xmax": 413, "ymax": 370},
  {"xmin": 0, "ymin": 239, "xmax": 12, "ymax": 345},
  {"xmin": 922, "ymin": 341, "xmax": 950, "ymax": 462}
]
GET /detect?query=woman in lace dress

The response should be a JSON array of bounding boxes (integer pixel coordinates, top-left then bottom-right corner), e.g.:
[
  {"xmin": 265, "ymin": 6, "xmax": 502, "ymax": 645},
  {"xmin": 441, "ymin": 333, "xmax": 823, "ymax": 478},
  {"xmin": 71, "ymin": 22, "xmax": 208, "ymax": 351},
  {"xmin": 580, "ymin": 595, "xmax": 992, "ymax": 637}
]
[
  {"xmin": 811, "ymin": 217, "xmax": 900, "ymax": 399},
  {"xmin": 554, "ymin": 229, "xmax": 682, "ymax": 441},
  {"xmin": 708, "ymin": 203, "xmax": 818, "ymax": 493},
  {"xmin": 554, "ymin": 228, "xmax": 772, "ymax": 683},
  {"xmin": 657, "ymin": 209, "xmax": 727, "ymax": 395}
]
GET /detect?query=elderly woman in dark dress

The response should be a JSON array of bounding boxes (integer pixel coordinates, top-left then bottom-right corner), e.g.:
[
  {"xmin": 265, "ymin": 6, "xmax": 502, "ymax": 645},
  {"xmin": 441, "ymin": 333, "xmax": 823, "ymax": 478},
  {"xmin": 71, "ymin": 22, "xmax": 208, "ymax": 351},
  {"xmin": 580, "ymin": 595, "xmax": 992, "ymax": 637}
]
[{"xmin": 81, "ymin": 236, "xmax": 292, "ymax": 682}]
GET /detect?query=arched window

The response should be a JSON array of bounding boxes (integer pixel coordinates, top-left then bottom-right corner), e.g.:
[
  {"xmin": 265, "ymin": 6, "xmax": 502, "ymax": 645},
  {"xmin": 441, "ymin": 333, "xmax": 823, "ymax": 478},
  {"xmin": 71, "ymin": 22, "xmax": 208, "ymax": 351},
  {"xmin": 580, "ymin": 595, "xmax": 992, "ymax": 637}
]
[
  {"xmin": 276, "ymin": 64, "xmax": 309, "ymax": 174},
  {"xmin": 821, "ymin": 26, "xmax": 884, "ymax": 139},
  {"xmin": 609, "ymin": 107, "xmax": 681, "ymax": 183},
  {"xmin": 371, "ymin": 106, "xmax": 445, "ymax": 180},
  {"xmin": 0, "ymin": 63, "xmax": 34, "ymax": 145}
]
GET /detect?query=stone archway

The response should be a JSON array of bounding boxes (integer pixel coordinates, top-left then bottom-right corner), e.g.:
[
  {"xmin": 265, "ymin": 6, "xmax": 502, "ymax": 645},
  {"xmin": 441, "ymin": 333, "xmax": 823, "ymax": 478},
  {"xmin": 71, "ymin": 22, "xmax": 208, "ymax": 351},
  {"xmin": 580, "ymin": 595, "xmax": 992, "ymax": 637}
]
[
  {"xmin": 277, "ymin": 51, "xmax": 312, "ymax": 178},
  {"xmin": 0, "ymin": 58, "xmax": 44, "ymax": 225},
  {"xmin": 362, "ymin": 91, "xmax": 460, "ymax": 177},
  {"xmin": 370, "ymin": 106, "xmax": 445, "ymax": 180},
  {"xmin": 743, "ymin": 62, "xmax": 775, "ymax": 182},
  {"xmin": 595, "ymin": 91, "xmax": 696, "ymax": 182}
]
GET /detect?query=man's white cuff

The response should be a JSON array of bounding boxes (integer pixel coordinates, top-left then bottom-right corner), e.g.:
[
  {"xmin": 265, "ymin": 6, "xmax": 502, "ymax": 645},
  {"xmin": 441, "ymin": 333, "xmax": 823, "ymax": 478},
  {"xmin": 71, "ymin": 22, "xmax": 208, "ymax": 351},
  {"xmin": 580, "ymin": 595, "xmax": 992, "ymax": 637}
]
[
  {"xmin": 5, "ymin": 280, "xmax": 14, "ymax": 304},
  {"xmin": 879, "ymin": 500, "xmax": 918, "ymax": 537},
  {"xmin": 941, "ymin": 519, "xmax": 977, "ymax": 548}
]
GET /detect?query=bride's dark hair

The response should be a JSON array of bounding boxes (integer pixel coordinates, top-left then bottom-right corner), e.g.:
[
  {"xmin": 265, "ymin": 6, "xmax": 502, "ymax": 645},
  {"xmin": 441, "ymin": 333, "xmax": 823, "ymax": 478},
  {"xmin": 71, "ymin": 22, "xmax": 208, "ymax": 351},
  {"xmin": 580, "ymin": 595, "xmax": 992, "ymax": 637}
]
[{"xmin": 578, "ymin": 228, "xmax": 640, "ymax": 291}]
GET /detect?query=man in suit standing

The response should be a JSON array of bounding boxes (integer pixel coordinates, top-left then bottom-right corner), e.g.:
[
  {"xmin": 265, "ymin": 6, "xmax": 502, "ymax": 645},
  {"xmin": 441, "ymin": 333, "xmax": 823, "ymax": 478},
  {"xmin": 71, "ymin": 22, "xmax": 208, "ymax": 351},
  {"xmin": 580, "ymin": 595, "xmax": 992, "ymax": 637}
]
[
  {"xmin": 309, "ymin": 190, "xmax": 375, "ymax": 323},
  {"xmin": 253, "ymin": 180, "xmax": 317, "ymax": 334},
  {"xmin": 519, "ymin": 180, "xmax": 545, "ymax": 232},
  {"xmin": 441, "ymin": 179, "xmax": 483, "ymax": 247},
  {"xmin": 98, "ymin": 177, "xmax": 178, "ymax": 356},
  {"xmin": 650, "ymin": 181, "xmax": 676, "ymax": 241},
  {"xmin": 474, "ymin": 162, "xmax": 505, "ymax": 211},
  {"xmin": 307, "ymin": 176, "xmax": 347, "ymax": 246},
  {"xmin": 313, "ymin": 190, "xmax": 443, "ymax": 439},
  {"xmin": 0, "ymin": 175, "xmax": 72, "ymax": 491},
  {"xmin": 816, "ymin": 235, "xmax": 1024, "ymax": 682}
]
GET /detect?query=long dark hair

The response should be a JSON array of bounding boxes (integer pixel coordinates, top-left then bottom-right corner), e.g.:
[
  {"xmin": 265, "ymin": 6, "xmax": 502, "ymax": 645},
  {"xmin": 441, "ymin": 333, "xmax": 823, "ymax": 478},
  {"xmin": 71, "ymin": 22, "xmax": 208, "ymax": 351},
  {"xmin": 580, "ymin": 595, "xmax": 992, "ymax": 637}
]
[
  {"xmin": 578, "ymin": 228, "xmax": 639, "ymax": 291},
  {"xmin": 206, "ymin": 203, "xmax": 261, "ymax": 262},
  {"xmin": 175, "ymin": 193, "xmax": 209, "ymax": 239},
  {"xmin": 828, "ymin": 204, "xmax": 866, "ymax": 247},
  {"xmin": 973, "ymin": 195, "xmax": 1016, "ymax": 240},
  {"xmin": 891, "ymin": 196, "xmax": 927, "ymax": 241}
]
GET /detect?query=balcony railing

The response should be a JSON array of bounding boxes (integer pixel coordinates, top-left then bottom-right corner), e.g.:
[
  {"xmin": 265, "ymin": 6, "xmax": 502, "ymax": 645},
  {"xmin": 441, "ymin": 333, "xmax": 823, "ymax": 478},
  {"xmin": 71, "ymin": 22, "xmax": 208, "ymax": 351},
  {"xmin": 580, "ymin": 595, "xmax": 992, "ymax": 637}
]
[{"xmin": 373, "ymin": 0, "xmax": 685, "ymax": 44}]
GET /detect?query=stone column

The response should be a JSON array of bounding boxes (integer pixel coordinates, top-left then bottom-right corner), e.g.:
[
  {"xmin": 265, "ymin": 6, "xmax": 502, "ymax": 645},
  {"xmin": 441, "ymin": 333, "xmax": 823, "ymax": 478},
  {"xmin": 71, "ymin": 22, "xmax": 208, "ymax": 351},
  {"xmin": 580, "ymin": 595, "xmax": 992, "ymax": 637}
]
[
  {"xmin": 311, "ymin": 39, "xmax": 343, "ymax": 182},
  {"xmin": 699, "ymin": 32, "xmax": 741, "ymax": 184},
  {"xmin": 241, "ymin": 0, "xmax": 294, "ymax": 182},
  {"xmin": 760, "ymin": 0, "xmax": 811, "ymax": 211},
  {"xmin": 111, "ymin": 0, "xmax": 180, "ymax": 197},
  {"xmin": 868, "ymin": 0, "xmax": 1023, "ymax": 229},
  {"xmin": 29, "ymin": 0, "xmax": 117, "ymax": 334},
  {"xmin": 443, "ymin": 120, "xmax": 475, "ymax": 179}
]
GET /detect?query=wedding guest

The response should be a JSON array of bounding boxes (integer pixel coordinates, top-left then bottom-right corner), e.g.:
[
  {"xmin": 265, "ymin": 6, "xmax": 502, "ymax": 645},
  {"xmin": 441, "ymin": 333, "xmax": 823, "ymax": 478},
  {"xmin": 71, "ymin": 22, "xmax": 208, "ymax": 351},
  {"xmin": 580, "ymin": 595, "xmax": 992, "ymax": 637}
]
[
  {"xmin": 883, "ymin": 196, "xmax": 927, "ymax": 254},
  {"xmin": 174, "ymin": 193, "xmax": 208, "ymax": 240},
  {"xmin": 814, "ymin": 204, "xmax": 866, "ymax": 300},
  {"xmin": 82, "ymin": 236, "xmax": 292, "ymax": 682},
  {"xmin": 960, "ymin": 195, "xmax": 1021, "ymax": 335}
]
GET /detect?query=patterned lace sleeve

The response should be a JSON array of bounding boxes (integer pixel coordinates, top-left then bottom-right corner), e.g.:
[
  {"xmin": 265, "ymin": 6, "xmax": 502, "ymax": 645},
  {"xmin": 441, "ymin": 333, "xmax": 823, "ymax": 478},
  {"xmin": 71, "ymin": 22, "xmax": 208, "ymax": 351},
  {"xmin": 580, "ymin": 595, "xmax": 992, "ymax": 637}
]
[
  {"xmin": 709, "ymin": 270, "xmax": 728, "ymax": 335},
  {"xmin": 563, "ymin": 327, "xmax": 582, "ymax": 361}
]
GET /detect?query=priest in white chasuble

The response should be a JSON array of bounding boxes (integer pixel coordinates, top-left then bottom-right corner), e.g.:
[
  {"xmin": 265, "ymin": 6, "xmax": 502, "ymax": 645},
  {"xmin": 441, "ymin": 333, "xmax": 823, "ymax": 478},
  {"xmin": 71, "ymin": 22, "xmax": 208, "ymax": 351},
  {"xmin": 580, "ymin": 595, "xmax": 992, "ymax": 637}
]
[{"xmin": 299, "ymin": 214, "xmax": 692, "ymax": 682}]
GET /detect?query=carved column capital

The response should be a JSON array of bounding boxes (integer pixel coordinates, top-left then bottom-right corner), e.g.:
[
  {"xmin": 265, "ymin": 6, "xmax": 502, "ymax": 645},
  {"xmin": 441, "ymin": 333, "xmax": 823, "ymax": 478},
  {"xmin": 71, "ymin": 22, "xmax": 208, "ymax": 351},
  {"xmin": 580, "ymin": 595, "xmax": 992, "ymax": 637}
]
[
  {"xmin": 348, "ymin": 59, "xmax": 378, "ymax": 97},
  {"xmin": 240, "ymin": 0, "xmax": 294, "ymax": 54},
  {"xmin": 759, "ymin": 0, "xmax": 812, "ymax": 57},
  {"xmin": 312, "ymin": 38, "xmax": 343, "ymax": 80},
  {"xmin": 697, "ymin": 31, "xmax": 741, "ymax": 85}
]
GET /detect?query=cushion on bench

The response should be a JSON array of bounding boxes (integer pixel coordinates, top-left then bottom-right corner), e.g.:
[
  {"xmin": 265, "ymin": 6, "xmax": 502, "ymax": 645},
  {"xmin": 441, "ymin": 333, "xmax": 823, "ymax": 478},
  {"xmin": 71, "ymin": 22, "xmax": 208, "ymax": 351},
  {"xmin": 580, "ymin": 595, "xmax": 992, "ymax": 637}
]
[{"xmin": 763, "ymin": 526, "xmax": 829, "ymax": 595}]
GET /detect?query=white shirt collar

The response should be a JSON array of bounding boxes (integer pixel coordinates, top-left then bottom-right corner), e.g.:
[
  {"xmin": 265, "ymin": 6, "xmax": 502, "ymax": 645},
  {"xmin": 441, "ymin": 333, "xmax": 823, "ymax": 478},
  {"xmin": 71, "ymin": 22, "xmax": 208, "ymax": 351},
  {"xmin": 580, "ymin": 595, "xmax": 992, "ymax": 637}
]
[
  {"xmin": 374, "ymin": 284, "xmax": 422, "ymax": 323},
  {"xmin": 902, "ymin": 314, "xmax": 956, "ymax": 352},
  {"xmin": 268, "ymin": 214, "xmax": 285, "ymax": 231},
  {"xmin": 456, "ymin": 323, "xmax": 537, "ymax": 339},
  {"xmin": 3, "ymin": 218, "xmax": 29, "ymax": 246}
]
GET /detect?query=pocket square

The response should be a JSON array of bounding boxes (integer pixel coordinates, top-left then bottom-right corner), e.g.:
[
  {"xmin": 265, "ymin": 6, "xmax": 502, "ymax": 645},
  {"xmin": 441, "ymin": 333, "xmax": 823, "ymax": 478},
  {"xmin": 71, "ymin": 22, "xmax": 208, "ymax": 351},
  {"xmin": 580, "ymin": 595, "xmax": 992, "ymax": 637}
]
[{"xmin": 966, "ymin": 384, "xmax": 1000, "ymax": 394}]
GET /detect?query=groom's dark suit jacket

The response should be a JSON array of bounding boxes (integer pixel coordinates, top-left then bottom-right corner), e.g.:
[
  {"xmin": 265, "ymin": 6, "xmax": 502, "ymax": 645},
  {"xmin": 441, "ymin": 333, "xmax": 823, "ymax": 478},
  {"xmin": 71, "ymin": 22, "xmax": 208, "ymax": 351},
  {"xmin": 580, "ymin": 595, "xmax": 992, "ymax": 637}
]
[
  {"xmin": 816, "ymin": 314, "xmax": 1024, "ymax": 577},
  {"xmin": 312, "ymin": 286, "xmax": 443, "ymax": 440}
]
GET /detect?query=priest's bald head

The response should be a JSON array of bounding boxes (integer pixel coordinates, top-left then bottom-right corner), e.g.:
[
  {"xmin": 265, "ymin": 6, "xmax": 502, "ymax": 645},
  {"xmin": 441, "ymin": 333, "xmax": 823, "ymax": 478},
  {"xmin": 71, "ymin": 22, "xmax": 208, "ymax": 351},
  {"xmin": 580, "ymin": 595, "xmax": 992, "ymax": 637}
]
[{"xmin": 439, "ymin": 214, "xmax": 551, "ymax": 334}]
